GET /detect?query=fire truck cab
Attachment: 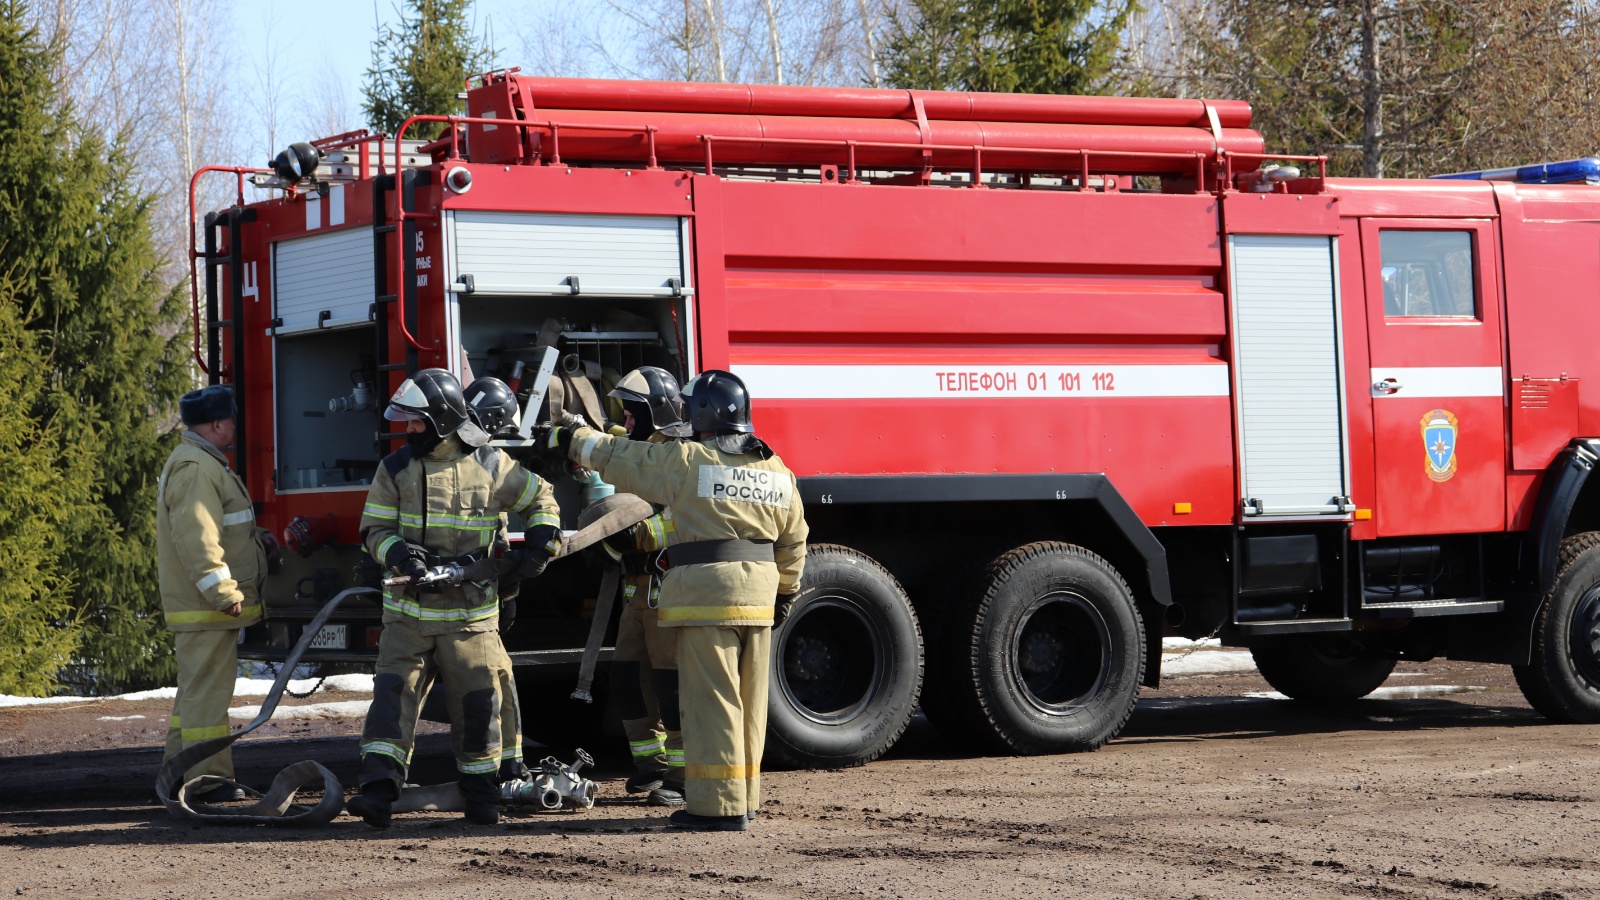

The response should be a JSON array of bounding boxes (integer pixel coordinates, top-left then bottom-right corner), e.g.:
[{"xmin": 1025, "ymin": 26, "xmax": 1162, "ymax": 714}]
[{"xmin": 192, "ymin": 74, "xmax": 1600, "ymax": 767}]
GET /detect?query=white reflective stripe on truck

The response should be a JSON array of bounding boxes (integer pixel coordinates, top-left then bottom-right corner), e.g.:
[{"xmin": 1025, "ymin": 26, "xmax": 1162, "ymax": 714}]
[
  {"xmin": 1369, "ymin": 367, "xmax": 1504, "ymax": 398},
  {"xmin": 734, "ymin": 364, "xmax": 1231, "ymax": 399}
]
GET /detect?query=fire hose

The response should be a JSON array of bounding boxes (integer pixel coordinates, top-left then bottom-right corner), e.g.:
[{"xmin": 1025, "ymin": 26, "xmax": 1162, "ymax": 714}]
[
  {"xmin": 155, "ymin": 586, "xmax": 374, "ymax": 826},
  {"xmin": 154, "ymin": 494, "xmax": 652, "ymax": 826}
]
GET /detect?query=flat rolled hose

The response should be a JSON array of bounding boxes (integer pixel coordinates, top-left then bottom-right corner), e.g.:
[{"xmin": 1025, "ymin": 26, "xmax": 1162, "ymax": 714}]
[
  {"xmin": 557, "ymin": 493, "xmax": 653, "ymax": 558},
  {"xmin": 155, "ymin": 587, "xmax": 377, "ymax": 826}
]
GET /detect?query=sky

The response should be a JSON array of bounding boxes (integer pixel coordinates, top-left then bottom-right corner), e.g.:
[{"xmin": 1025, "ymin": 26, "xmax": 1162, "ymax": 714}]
[{"xmin": 232, "ymin": 0, "xmax": 619, "ymax": 158}]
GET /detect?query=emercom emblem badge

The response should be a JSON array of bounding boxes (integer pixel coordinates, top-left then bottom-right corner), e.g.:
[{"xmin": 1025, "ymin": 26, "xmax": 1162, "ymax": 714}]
[{"xmin": 1421, "ymin": 409, "xmax": 1459, "ymax": 483}]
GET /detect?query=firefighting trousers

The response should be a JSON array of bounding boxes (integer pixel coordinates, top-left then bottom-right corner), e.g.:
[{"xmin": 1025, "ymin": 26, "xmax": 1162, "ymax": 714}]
[
  {"xmin": 163, "ymin": 629, "xmax": 240, "ymax": 782},
  {"xmin": 359, "ymin": 618, "xmax": 508, "ymax": 792},
  {"xmin": 494, "ymin": 641, "xmax": 525, "ymax": 779},
  {"xmin": 613, "ymin": 595, "xmax": 682, "ymax": 780},
  {"xmin": 678, "ymin": 624, "xmax": 770, "ymax": 817}
]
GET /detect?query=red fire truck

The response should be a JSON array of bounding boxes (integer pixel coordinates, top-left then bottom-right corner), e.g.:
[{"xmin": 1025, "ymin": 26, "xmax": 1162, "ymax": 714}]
[{"xmin": 190, "ymin": 73, "xmax": 1600, "ymax": 768}]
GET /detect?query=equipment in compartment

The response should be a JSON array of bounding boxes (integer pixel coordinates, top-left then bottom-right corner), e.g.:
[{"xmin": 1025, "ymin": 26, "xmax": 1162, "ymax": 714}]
[
  {"xmin": 457, "ymin": 301, "xmax": 687, "ymax": 433},
  {"xmin": 274, "ymin": 327, "xmax": 381, "ymax": 490}
]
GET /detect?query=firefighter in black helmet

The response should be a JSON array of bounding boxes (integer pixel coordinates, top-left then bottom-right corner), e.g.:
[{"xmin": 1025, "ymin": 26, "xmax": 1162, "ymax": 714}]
[
  {"xmin": 461, "ymin": 375, "xmax": 535, "ymax": 786},
  {"xmin": 536, "ymin": 369, "xmax": 808, "ymax": 831},
  {"xmin": 464, "ymin": 376, "xmax": 521, "ymax": 438},
  {"xmin": 349, "ymin": 368, "xmax": 562, "ymax": 828},
  {"xmin": 603, "ymin": 367, "xmax": 691, "ymax": 804}
]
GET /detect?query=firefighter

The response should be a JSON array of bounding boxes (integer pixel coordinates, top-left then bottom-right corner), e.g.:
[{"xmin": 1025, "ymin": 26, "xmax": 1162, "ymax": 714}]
[
  {"xmin": 603, "ymin": 366, "xmax": 692, "ymax": 806},
  {"xmin": 536, "ymin": 370, "xmax": 808, "ymax": 831},
  {"xmin": 156, "ymin": 384, "xmax": 270, "ymax": 802},
  {"xmin": 348, "ymin": 369, "xmax": 562, "ymax": 828},
  {"xmin": 462, "ymin": 375, "xmax": 530, "ymax": 781}
]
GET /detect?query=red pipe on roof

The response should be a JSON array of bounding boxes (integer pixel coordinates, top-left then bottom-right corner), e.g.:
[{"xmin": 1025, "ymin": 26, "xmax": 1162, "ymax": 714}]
[
  {"xmin": 492, "ymin": 107, "xmax": 1265, "ymax": 172},
  {"xmin": 502, "ymin": 76, "xmax": 1253, "ymax": 131}
]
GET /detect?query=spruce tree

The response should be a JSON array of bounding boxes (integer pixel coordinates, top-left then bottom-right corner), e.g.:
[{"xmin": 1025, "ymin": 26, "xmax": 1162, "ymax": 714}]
[
  {"xmin": 363, "ymin": 0, "xmax": 496, "ymax": 134},
  {"xmin": 882, "ymin": 0, "xmax": 1135, "ymax": 94},
  {"xmin": 0, "ymin": 0, "xmax": 189, "ymax": 693},
  {"xmin": 0, "ymin": 291, "xmax": 91, "ymax": 697}
]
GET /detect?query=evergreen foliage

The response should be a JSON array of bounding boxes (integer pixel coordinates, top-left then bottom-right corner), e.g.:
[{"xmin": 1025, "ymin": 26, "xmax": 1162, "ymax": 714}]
[
  {"xmin": 363, "ymin": 0, "xmax": 496, "ymax": 134},
  {"xmin": 0, "ymin": 0, "xmax": 188, "ymax": 694},
  {"xmin": 0, "ymin": 294, "xmax": 91, "ymax": 696},
  {"xmin": 882, "ymin": 0, "xmax": 1136, "ymax": 93}
]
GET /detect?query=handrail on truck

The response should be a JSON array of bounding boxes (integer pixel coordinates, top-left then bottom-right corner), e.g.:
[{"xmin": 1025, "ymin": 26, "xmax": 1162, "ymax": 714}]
[{"xmin": 187, "ymin": 166, "xmax": 272, "ymax": 376}]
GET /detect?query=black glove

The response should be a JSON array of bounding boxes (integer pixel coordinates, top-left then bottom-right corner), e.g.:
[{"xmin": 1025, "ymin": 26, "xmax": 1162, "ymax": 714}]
[
  {"xmin": 507, "ymin": 525, "xmax": 563, "ymax": 581},
  {"xmin": 603, "ymin": 526, "xmax": 638, "ymax": 556},
  {"xmin": 530, "ymin": 423, "xmax": 575, "ymax": 460},
  {"xmin": 383, "ymin": 540, "xmax": 429, "ymax": 579},
  {"xmin": 774, "ymin": 591, "xmax": 799, "ymax": 628},
  {"xmin": 498, "ymin": 599, "xmax": 517, "ymax": 634}
]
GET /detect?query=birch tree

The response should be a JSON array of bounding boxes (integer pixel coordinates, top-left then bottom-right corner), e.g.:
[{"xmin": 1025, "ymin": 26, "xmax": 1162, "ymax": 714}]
[{"xmin": 1146, "ymin": 0, "xmax": 1600, "ymax": 177}]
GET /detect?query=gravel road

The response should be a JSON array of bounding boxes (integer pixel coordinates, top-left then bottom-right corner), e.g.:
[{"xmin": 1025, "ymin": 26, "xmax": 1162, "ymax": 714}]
[{"xmin": 2, "ymin": 658, "xmax": 1596, "ymax": 899}]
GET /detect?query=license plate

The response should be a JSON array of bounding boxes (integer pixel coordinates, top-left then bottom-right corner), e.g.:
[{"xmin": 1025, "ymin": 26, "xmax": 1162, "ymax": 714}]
[{"xmin": 308, "ymin": 624, "xmax": 347, "ymax": 650}]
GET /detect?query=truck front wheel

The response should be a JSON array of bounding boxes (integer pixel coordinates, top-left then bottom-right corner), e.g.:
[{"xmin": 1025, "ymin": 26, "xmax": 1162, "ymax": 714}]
[
  {"xmin": 1514, "ymin": 532, "xmax": 1600, "ymax": 722},
  {"xmin": 942, "ymin": 542, "xmax": 1145, "ymax": 755},
  {"xmin": 766, "ymin": 545, "xmax": 923, "ymax": 768}
]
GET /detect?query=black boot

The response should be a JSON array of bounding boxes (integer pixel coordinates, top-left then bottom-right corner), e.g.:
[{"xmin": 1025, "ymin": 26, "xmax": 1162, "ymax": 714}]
[
  {"xmin": 347, "ymin": 781, "xmax": 398, "ymax": 829},
  {"xmin": 669, "ymin": 809, "xmax": 749, "ymax": 832},
  {"xmin": 626, "ymin": 769, "xmax": 666, "ymax": 794},
  {"xmin": 647, "ymin": 776, "xmax": 685, "ymax": 807},
  {"xmin": 459, "ymin": 774, "xmax": 501, "ymax": 825}
]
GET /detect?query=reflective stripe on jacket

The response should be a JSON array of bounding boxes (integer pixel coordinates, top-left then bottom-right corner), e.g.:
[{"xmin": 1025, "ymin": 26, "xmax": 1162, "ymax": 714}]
[
  {"xmin": 361, "ymin": 435, "xmax": 560, "ymax": 635},
  {"xmin": 156, "ymin": 431, "xmax": 265, "ymax": 632},
  {"xmin": 570, "ymin": 428, "xmax": 808, "ymax": 627}
]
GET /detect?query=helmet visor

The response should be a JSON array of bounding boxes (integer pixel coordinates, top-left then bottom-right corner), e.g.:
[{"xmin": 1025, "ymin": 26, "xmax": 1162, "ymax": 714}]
[{"xmin": 385, "ymin": 405, "xmax": 424, "ymax": 422}]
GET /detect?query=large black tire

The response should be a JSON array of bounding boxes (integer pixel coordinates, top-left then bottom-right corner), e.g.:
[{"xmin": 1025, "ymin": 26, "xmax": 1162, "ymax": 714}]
[
  {"xmin": 1513, "ymin": 532, "xmax": 1600, "ymax": 722},
  {"xmin": 766, "ymin": 545, "xmax": 923, "ymax": 769},
  {"xmin": 1250, "ymin": 637, "xmax": 1395, "ymax": 702},
  {"xmin": 941, "ymin": 542, "xmax": 1145, "ymax": 755}
]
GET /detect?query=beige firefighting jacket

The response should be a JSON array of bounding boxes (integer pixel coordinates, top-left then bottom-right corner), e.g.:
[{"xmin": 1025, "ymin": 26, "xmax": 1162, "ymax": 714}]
[
  {"xmin": 361, "ymin": 435, "xmax": 559, "ymax": 635},
  {"xmin": 156, "ymin": 431, "xmax": 266, "ymax": 632},
  {"xmin": 602, "ymin": 431, "xmax": 678, "ymax": 608},
  {"xmin": 570, "ymin": 428, "xmax": 808, "ymax": 627},
  {"xmin": 607, "ymin": 508, "xmax": 676, "ymax": 607}
]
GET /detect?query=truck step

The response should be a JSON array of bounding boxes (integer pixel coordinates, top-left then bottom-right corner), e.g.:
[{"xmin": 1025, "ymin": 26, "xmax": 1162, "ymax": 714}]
[
  {"xmin": 1358, "ymin": 599, "xmax": 1505, "ymax": 619},
  {"xmin": 1233, "ymin": 617, "xmax": 1354, "ymax": 636}
]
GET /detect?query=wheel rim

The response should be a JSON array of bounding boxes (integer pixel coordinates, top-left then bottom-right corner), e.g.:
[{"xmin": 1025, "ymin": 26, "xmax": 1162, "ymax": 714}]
[
  {"xmin": 1006, "ymin": 591, "xmax": 1111, "ymax": 716},
  {"xmin": 1569, "ymin": 584, "xmax": 1600, "ymax": 687},
  {"xmin": 777, "ymin": 594, "xmax": 884, "ymax": 725}
]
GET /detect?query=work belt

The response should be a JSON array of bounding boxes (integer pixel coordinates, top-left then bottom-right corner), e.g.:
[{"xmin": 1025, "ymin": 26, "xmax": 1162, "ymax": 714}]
[{"xmin": 667, "ymin": 539, "xmax": 775, "ymax": 566}]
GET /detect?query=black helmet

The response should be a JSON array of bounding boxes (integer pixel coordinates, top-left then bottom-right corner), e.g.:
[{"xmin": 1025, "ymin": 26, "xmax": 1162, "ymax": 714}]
[
  {"xmin": 608, "ymin": 366, "xmax": 689, "ymax": 439},
  {"xmin": 384, "ymin": 368, "xmax": 488, "ymax": 447},
  {"xmin": 464, "ymin": 376, "xmax": 520, "ymax": 436},
  {"xmin": 681, "ymin": 369, "xmax": 753, "ymax": 436}
]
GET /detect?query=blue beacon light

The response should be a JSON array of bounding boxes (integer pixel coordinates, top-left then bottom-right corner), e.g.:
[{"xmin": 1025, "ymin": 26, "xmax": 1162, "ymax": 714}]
[{"xmin": 1431, "ymin": 157, "xmax": 1600, "ymax": 184}]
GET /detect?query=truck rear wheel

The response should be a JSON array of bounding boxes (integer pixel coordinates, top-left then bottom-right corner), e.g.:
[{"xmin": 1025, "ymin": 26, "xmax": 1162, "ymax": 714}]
[
  {"xmin": 1250, "ymin": 637, "xmax": 1395, "ymax": 701},
  {"xmin": 766, "ymin": 545, "xmax": 923, "ymax": 769},
  {"xmin": 1514, "ymin": 532, "xmax": 1600, "ymax": 723},
  {"xmin": 942, "ymin": 542, "xmax": 1145, "ymax": 755}
]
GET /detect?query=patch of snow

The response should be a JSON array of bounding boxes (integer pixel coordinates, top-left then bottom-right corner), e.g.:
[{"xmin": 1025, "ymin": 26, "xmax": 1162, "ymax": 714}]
[
  {"xmin": 0, "ymin": 674, "xmax": 373, "ymax": 709},
  {"xmin": 97, "ymin": 715, "xmax": 147, "ymax": 722},
  {"xmin": 229, "ymin": 699, "xmax": 371, "ymax": 721},
  {"xmin": 1162, "ymin": 637, "xmax": 1222, "ymax": 650},
  {"xmin": 1244, "ymin": 684, "xmax": 1487, "ymax": 700},
  {"xmin": 1159, "ymin": 650, "xmax": 1258, "ymax": 676}
]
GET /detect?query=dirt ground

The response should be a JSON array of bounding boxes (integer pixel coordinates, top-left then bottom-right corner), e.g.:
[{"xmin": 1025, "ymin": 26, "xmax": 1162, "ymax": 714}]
[{"xmin": 3, "ymin": 659, "xmax": 1597, "ymax": 899}]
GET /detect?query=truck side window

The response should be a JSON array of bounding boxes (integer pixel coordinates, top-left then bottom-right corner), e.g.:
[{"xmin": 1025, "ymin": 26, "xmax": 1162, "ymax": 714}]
[{"xmin": 1379, "ymin": 230, "xmax": 1477, "ymax": 318}]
